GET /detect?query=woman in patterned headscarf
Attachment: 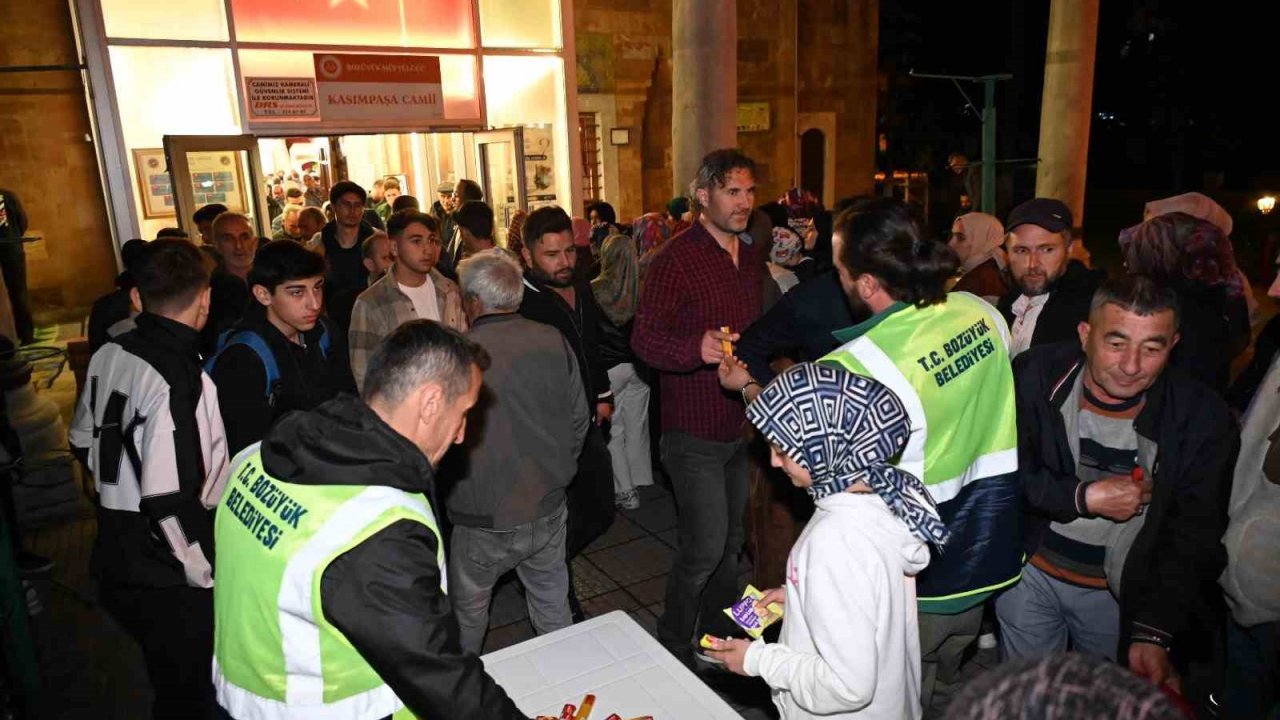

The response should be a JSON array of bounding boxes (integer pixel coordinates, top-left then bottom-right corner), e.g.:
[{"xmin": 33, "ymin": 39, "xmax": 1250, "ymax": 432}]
[
  {"xmin": 705, "ymin": 362, "xmax": 941, "ymax": 719},
  {"xmin": 592, "ymin": 234, "xmax": 653, "ymax": 510},
  {"xmin": 506, "ymin": 208, "xmax": 529, "ymax": 265},
  {"xmin": 1143, "ymin": 191, "xmax": 1258, "ymax": 324},
  {"xmin": 633, "ymin": 212, "xmax": 672, "ymax": 278},
  {"xmin": 1119, "ymin": 211, "xmax": 1250, "ymax": 392}
]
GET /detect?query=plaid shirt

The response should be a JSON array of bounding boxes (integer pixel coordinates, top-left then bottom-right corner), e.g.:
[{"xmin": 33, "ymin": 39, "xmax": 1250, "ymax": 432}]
[
  {"xmin": 632, "ymin": 221, "xmax": 764, "ymax": 442},
  {"xmin": 347, "ymin": 267, "xmax": 468, "ymax": 392}
]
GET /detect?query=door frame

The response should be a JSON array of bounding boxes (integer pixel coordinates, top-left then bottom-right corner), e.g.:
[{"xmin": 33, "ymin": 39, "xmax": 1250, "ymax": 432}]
[
  {"xmin": 473, "ymin": 127, "xmax": 527, "ymax": 246},
  {"xmin": 796, "ymin": 113, "xmax": 837, "ymax": 206},
  {"xmin": 162, "ymin": 134, "xmax": 270, "ymax": 239}
]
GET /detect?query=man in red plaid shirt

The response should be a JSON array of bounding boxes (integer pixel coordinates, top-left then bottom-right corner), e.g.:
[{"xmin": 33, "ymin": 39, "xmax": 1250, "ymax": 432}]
[{"xmin": 632, "ymin": 149, "xmax": 765, "ymax": 667}]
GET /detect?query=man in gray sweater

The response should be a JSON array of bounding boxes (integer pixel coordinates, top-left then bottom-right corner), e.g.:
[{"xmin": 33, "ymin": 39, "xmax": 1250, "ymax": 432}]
[{"xmin": 448, "ymin": 249, "xmax": 589, "ymax": 653}]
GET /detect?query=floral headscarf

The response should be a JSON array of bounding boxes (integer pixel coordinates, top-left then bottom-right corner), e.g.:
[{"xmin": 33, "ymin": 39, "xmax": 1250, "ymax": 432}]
[
  {"xmin": 1118, "ymin": 211, "xmax": 1244, "ymax": 299},
  {"xmin": 591, "ymin": 234, "xmax": 639, "ymax": 326},
  {"xmin": 632, "ymin": 212, "xmax": 671, "ymax": 256},
  {"xmin": 780, "ymin": 187, "xmax": 823, "ymax": 219},
  {"xmin": 571, "ymin": 217, "xmax": 592, "ymax": 248},
  {"xmin": 746, "ymin": 363, "xmax": 950, "ymax": 547},
  {"xmin": 506, "ymin": 209, "xmax": 529, "ymax": 261}
]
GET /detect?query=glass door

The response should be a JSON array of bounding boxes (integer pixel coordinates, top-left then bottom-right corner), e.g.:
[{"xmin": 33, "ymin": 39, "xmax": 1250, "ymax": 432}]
[
  {"xmin": 163, "ymin": 135, "xmax": 270, "ymax": 240},
  {"xmin": 474, "ymin": 128, "xmax": 526, "ymax": 248}
]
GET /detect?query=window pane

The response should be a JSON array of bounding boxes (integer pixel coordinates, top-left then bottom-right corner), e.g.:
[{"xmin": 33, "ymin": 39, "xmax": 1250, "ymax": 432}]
[
  {"xmin": 484, "ymin": 56, "xmax": 569, "ymax": 209},
  {"xmin": 102, "ymin": 0, "xmax": 228, "ymax": 41},
  {"xmin": 479, "ymin": 0, "xmax": 560, "ymax": 49},
  {"xmin": 109, "ymin": 46, "xmax": 242, "ymax": 147},
  {"xmin": 108, "ymin": 46, "xmax": 241, "ymax": 238},
  {"xmin": 230, "ymin": 0, "xmax": 473, "ymax": 48},
  {"xmin": 236, "ymin": 50, "xmax": 481, "ymax": 124}
]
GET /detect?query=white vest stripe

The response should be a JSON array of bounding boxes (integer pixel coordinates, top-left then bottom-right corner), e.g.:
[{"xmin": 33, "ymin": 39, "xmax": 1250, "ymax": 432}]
[
  {"xmin": 275, "ymin": 485, "xmax": 438, "ymax": 711},
  {"xmin": 926, "ymin": 447, "xmax": 1020, "ymax": 504},
  {"xmin": 214, "ymin": 658, "xmax": 401, "ymax": 720},
  {"xmin": 847, "ymin": 338, "xmax": 928, "ymax": 482}
]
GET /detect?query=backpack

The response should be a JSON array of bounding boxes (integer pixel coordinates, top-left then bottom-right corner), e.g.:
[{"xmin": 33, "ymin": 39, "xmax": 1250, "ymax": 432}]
[{"xmin": 204, "ymin": 319, "xmax": 332, "ymax": 400}]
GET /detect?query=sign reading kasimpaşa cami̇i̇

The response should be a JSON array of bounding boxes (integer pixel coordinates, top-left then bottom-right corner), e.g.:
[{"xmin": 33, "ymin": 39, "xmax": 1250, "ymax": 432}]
[{"xmin": 312, "ymin": 53, "xmax": 444, "ymax": 124}]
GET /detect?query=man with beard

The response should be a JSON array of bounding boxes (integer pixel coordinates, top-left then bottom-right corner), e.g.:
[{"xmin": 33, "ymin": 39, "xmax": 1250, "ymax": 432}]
[
  {"xmin": 997, "ymin": 198, "xmax": 1105, "ymax": 358},
  {"xmin": 815, "ymin": 198, "xmax": 1022, "ymax": 709},
  {"xmin": 631, "ymin": 148, "xmax": 766, "ymax": 668},
  {"xmin": 518, "ymin": 205, "xmax": 615, "ymax": 620}
]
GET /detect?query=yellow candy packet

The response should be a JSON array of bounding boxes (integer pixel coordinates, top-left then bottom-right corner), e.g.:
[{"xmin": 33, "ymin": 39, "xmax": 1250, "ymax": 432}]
[{"xmin": 723, "ymin": 584, "xmax": 784, "ymax": 639}]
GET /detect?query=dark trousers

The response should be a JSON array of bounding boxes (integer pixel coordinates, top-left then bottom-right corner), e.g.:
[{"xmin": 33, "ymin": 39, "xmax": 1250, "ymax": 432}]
[
  {"xmin": 566, "ymin": 424, "xmax": 615, "ymax": 560},
  {"xmin": 0, "ymin": 242, "xmax": 33, "ymax": 345},
  {"xmin": 1226, "ymin": 617, "xmax": 1280, "ymax": 719},
  {"xmin": 98, "ymin": 582, "xmax": 215, "ymax": 719},
  {"xmin": 658, "ymin": 431, "xmax": 749, "ymax": 656}
]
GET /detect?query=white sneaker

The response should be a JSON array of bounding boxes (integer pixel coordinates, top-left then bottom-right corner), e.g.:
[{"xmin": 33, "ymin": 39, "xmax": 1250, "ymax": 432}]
[
  {"xmin": 977, "ymin": 632, "xmax": 997, "ymax": 650},
  {"xmin": 615, "ymin": 490, "xmax": 640, "ymax": 510}
]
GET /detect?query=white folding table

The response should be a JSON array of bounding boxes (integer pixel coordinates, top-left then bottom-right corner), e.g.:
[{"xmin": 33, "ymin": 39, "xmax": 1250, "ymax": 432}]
[{"xmin": 481, "ymin": 611, "xmax": 745, "ymax": 719}]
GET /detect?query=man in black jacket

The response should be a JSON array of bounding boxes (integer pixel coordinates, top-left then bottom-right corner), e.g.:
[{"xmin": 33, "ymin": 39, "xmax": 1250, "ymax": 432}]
[
  {"xmin": 997, "ymin": 198, "xmax": 1105, "ymax": 357},
  {"xmin": 518, "ymin": 206, "xmax": 615, "ymax": 615},
  {"xmin": 212, "ymin": 321, "xmax": 526, "ymax": 719},
  {"xmin": 70, "ymin": 239, "xmax": 230, "ymax": 717},
  {"xmin": 999, "ymin": 276, "xmax": 1236, "ymax": 697},
  {"xmin": 731, "ymin": 271, "xmax": 860, "ymax": 398},
  {"xmin": 88, "ymin": 238, "xmax": 147, "ymax": 353},
  {"xmin": 207, "ymin": 241, "xmax": 355, "ymax": 455}
]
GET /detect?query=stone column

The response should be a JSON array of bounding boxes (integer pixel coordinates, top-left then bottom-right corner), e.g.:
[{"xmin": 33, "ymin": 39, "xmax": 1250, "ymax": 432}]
[
  {"xmin": 1035, "ymin": 0, "xmax": 1100, "ymax": 228},
  {"xmin": 672, "ymin": 0, "xmax": 738, "ymax": 196}
]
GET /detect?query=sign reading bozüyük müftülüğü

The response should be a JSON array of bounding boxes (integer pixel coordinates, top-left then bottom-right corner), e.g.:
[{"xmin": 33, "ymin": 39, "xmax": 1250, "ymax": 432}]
[{"xmin": 313, "ymin": 53, "xmax": 444, "ymax": 124}]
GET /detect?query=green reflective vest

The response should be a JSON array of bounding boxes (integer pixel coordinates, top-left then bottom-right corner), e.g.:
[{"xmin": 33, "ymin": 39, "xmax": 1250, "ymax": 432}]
[
  {"xmin": 212, "ymin": 445, "xmax": 442, "ymax": 720},
  {"xmin": 821, "ymin": 292, "xmax": 1022, "ymax": 612}
]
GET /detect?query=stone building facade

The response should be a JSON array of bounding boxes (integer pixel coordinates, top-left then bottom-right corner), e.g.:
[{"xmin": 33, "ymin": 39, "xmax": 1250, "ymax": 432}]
[{"xmin": 573, "ymin": 0, "xmax": 879, "ymax": 221}]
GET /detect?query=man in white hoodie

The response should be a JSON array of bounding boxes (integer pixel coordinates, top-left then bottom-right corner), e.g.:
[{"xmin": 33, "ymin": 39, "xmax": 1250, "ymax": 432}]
[{"xmin": 705, "ymin": 362, "xmax": 944, "ymax": 720}]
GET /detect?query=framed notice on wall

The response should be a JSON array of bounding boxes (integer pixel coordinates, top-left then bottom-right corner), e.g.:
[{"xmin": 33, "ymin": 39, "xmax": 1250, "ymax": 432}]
[
  {"xmin": 186, "ymin": 151, "xmax": 249, "ymax": 214},
  {"xmin": 133, "ymin": 148, "xmax": 176, "ymax": 218}
]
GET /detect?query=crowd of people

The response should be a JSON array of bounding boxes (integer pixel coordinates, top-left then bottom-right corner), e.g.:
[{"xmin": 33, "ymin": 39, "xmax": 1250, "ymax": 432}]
[{"xmin": 67, "ymin": 148, "xmax": 1277, "ymax": 720}]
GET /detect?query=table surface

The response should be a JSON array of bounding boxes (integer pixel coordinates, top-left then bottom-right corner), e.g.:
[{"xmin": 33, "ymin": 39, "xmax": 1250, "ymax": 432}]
[{"xmin": 481, "ymin": 611, "xmax": 745, "ymax": 719}]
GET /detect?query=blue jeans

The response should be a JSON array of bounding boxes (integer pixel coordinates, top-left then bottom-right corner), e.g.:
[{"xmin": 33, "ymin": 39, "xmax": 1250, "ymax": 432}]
[
  {"xmin": 657, "ymin": 431, "xmax": 749, "ymax": 657},
  {"xmin": 449, "ymin": 504, "xmax": 572, "ymax": 655}
]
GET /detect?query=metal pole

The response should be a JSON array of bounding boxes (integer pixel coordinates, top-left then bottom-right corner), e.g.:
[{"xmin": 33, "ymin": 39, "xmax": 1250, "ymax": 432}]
[{"xmin": 981, "ymin": 77, "xmax": 997, "ymax": 215}]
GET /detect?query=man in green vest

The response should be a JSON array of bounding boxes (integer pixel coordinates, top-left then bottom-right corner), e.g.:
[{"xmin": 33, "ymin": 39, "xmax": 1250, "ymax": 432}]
[
  {"xmin": 212, "ymin": 320, "xmax": 528, "ymax": 720},
  {"xmin": 723, "ymin": 199, "xmax": 1022, "ymax": 708}
]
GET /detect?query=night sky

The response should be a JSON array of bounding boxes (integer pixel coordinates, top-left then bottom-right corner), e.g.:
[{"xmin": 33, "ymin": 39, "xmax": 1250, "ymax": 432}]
[{"xmin": 877, "ymin": 0, "xmax": 1274, "ymax": 261}]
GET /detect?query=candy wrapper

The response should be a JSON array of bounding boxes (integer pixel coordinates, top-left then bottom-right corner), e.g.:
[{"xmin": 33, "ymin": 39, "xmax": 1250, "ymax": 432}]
[
  {"xmin": 723, "ymin": 584, "xmax": 783, "ymax": 639},
  {"xmin": 719, "ymin": 326, "xmax": 734, "ymax": 357}
]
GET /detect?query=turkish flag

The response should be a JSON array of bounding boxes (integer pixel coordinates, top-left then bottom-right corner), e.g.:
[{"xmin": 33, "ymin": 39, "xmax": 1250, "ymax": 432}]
[{"xmin": 229, "ymin": 0, "xmax": 473, "ymax": 48}]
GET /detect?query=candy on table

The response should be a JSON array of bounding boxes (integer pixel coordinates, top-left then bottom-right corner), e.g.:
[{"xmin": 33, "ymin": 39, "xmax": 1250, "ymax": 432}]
[
  {"xmin": 572, "ymin": 694, "xmax": 596, "ymax": 720},
  {"xmin": 558, "ymin": 703, "xmax": 577, "ymax": 720}
]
